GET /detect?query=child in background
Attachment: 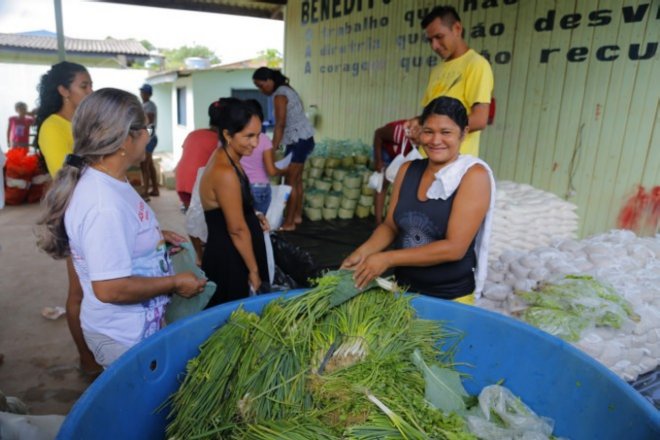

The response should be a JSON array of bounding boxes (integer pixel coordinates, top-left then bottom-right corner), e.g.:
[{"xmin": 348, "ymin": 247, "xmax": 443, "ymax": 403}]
[
  {"xmin": 6, "ymin": 102, "xmax": 34, "ymax": 149},
  {"xmin": 240, "ymin": 99, "xmax": 287, "ymax": 214}
]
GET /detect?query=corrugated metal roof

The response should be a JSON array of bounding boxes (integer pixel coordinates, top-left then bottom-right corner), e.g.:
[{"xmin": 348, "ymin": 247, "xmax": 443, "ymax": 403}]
[
  {"xmin": 97, "ymin": 0, "xmax": 286, "ymax": 20},
  {"xmin": 0, "ymin": 33, "xmax": 149, "ymax": 56}
]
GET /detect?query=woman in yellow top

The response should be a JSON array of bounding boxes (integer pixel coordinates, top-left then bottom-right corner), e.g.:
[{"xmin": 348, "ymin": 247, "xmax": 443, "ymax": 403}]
[
  {"xmin": 35, "ymin": 61, "xmax": 97, "ymax": 374},
  {"xmin": 36, "ymin": 62, "xmax": 93, "ymax": 176}
]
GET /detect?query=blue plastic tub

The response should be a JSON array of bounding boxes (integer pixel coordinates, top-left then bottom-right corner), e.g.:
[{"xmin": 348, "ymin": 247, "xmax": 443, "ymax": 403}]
[{"xmin": 58, "ymin": 291, "xmax": 660, "ymax": 439}]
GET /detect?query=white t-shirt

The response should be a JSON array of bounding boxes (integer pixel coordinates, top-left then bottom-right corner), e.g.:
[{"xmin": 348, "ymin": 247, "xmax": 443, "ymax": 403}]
[{"xmin": 65, "ymin": 168, "xmax": 170, "ymax": 347}]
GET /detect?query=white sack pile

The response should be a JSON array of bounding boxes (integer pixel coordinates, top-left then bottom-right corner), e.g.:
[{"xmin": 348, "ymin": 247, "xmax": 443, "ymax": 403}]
[
  {"xmin": 478, "ymin": 229, "xmax": 660, "ymax": 381},
  {"xmin": 490, "ymin": 181, "xmax": 579, "ymax": 262}
]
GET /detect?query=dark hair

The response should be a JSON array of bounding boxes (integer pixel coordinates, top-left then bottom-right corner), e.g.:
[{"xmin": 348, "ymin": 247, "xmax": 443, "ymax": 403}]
[
  {"xmin": 35, "ymin": 61, "xmax": 88, "ymax": 148},
  {"xmin": 35, "ymin": 61, "xmax": 87, "ymax": 126},
  {"xmin": 252, "ymin": 67, "xmax": 290, "ymax": 89},
  {"xmin": 244, "ymin": 99, "xmax": 264, "ymax": 121},
  {"xmin": 420, "ymin": 96, "xmax": 468, "ymax": 131},
  {"xmin": 217, "ymin": 99, "xmax": 261, "ymax": 147},
  {"xmin": 421, "ymin": 6, "xmax": 461, "ymax": 29},
  {"xmin": 37, "ymin": 88, "xmax": 145, "ymax": 259},
  {"xmin": 207, "ymin": 97, "xmax": 240, "ymax": 128}
]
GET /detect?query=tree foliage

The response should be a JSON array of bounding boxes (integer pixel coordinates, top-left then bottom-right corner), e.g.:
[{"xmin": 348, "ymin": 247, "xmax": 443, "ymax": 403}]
[
  {"xmin": 140, "ymin": 39, "xmax": 156, "ymax": 51},
  {"xmin": 162, "ymin": 45, "xmax": 221, "ymax": 69},
  {"xmin": 258, "ymin": 48, "xmax": 283, "ymax": 68},
  {"xmin": 132, "ymin": 39, "xmax": 221, "ymax": 70}
]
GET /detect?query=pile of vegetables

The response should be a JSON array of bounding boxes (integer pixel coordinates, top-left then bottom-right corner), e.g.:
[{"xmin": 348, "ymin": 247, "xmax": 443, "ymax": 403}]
[
  {"xmin": 479, "ymin": 229, "xmax": 659, "ymax": 381},
  {"xmin": 514, "ymin": 275, "xmax": 640, "ymax": 342},
  {"xmin": 282, "ymin": 139, "xmax": 386, "ymax": 221},
  {"xmin": 165, "ymin": 271, "xmax": 470, "ymax": 438},
  {"xmin": 165, "ymin": 270, "xmax": 561, "ymax": 439}
]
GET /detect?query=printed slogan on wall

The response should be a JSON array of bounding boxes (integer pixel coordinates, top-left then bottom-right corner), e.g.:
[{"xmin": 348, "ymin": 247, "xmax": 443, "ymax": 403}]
[{"xmin": 299, "ymin": 0, "xmax": 658, "ymax": 78}]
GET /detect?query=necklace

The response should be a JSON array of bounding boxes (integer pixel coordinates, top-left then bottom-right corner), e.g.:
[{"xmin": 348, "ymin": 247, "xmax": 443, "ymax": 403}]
[{"xmin": 92, "ymin": 163, "xmax": 124, "ymax": 181}]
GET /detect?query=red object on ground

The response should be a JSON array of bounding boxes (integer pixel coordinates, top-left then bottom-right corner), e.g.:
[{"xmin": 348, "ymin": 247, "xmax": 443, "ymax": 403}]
[
  {"xmin": 5, "ymin": 148, "xmax": 39, "ymax": 179},
  {"xmin": 4, "ymin": 148, "xmax": 41, "ymax": 205}
]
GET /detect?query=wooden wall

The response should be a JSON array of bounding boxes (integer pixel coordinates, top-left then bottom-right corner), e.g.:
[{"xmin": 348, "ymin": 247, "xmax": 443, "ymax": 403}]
[{"xmin": 283, "ymin": 0, "xmax": 659, "ymax": 237}]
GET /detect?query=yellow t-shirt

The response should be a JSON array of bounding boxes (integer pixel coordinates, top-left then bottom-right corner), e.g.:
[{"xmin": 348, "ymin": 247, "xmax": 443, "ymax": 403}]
[
  {"xmin": 38, "ymin": 114, "xmax": 73, "ymax": 177},
  {"xmin": 422, "ymin": 49, "xmax": 493, "ymax": 157}
]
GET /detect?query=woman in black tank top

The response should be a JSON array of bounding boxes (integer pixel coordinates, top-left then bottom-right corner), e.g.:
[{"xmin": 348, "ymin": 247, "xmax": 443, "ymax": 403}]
[
  {"xmin": 199, "ymin": 99, "xmax": 270, "ymax": 307},
  {"xmin": 342, "ymin": 97, "xmax": 492, "ymax": 300}
]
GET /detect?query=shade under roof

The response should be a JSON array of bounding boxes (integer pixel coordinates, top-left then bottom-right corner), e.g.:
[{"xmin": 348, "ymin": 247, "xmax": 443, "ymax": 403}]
[{"xmin": 95, "ymin": 0, "xmax": 286, "ymax": 20}]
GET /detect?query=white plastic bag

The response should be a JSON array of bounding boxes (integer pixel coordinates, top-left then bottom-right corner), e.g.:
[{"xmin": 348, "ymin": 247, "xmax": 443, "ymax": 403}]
[
  {"xmin": 274, "ymin": 152, "xmax": 292, "ymax": 170},
  {"xmin": 466, "ymin": 385, "xmax": 557, "ymax": 440},
  {"xmin": 367, "ymin": 171, "xmax": 384, "ymax": 193},
  {"xmin": 384, "ymin": 153, "xmax": 405, "ymax": 183},
  {"xmin": 264, "ymin": 231, "xmax": 274, "ymax": 285},
  {"xmin": 266, "ymin": 183, "xmax": 292, "ymax": 231},
  {"xmin": 384, "ymin": 147, "xmax": 424, "ymax": 183},
  {"xmin": 185, "ymin": 167, "xmax": 208, "ymax": 242}
]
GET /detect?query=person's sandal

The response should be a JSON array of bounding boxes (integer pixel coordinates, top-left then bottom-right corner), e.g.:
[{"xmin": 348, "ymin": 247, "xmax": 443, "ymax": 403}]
[{"xmin": 277, "ymin": 224, "xmax": 296, "ymax": 232}]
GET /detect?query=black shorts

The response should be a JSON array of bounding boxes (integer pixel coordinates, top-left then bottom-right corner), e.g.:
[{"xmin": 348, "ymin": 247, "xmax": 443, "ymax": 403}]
[
  {"xmin": 284, "ymin": 136, "xmax": 314, "ymax": 164},
  {"xmin": 146, "ymin": 135, "xmax": 158, "ymax": 153}
]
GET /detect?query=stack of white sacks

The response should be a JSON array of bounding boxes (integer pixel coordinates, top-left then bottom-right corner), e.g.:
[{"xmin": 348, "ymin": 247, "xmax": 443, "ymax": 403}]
[
  {"xmin": 489, "ymin": 181, "xmax": 579, "ymax": 262},
  {"xmin": 478, "ymin": 229, "xmax": 660, "ymax": 381}
]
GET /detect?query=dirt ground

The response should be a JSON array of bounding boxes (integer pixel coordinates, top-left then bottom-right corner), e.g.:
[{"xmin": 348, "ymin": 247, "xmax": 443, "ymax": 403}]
[{"xmin": 0, "ymin": 189, "xmax": 186, "ymax": 416}]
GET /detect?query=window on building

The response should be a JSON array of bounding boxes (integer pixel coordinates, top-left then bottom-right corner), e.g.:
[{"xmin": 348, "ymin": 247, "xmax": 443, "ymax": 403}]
[
  {"xmin": 231, "ymin": 88, "xmax": 274, "ymax": 132},
  {"xmin": 176, "ymin": 87, "xmax": 187, "ymax": 126}
]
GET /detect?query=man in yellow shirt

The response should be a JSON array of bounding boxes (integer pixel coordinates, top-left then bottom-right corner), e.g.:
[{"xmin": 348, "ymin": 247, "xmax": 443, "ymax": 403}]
[{"xmin": 419, "ymin": 6, "xmax": 493, "ymax": 157}]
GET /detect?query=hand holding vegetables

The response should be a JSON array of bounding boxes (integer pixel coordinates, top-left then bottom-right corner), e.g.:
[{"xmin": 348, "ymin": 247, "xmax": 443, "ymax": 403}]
[
  {"xmin": 340, "ymin": 250, "xmax": 365, "ymax": 269},
  {"xmin": 352, "ymin": 252, "xmax": 391, "ymax": 289}
]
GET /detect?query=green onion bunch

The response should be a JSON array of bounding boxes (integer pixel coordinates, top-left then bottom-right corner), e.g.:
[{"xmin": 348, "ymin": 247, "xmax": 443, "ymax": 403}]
[{"xmin": 165, "ymin": 270, "xmax": 475, "ymax": 439}]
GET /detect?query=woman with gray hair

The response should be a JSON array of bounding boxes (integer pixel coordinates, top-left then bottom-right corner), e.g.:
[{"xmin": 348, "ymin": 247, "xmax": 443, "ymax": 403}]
[{"xmin": 37, "ymin": 88, "xmax": 206, "ymax": 368}]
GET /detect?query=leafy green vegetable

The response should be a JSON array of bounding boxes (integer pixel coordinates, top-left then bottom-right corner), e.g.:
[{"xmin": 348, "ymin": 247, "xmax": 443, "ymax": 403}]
[
  {"xmin": 326, "ymin": 269, "xmax": 380, "ymax": 307},
  {"xmin": 165, "ymin": 272, "xmax": 474, "ymax": 439},
  {"xmin": 411, "ymin": 349, "xmax": 468, "ymax": 413},
  {"xmin": 519, "ymin": 307, "xmax": 588, "ymax": 342},
  {"xmin": 515, "ymin": 275, "xmax": 639, "ymax": 342}
]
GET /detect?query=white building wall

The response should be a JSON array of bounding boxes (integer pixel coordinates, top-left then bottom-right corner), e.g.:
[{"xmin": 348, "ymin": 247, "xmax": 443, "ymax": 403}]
[
  {"xmin": 158, "ymin": 68, "xmax": 258, "ymax": 165},
  {"xmin": 0, "ymin": 62, "xmax": 148, "ymax": 152}
]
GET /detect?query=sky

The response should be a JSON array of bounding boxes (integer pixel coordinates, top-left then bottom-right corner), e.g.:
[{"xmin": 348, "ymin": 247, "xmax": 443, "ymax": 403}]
[{"xmin": 0, "ymin": 0, "xmax": 285, "ymax": 64}]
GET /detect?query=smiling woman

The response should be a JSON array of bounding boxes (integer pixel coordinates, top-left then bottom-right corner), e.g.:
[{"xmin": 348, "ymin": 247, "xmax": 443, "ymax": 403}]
[
  {"xmin": 199, "ymin": 98, "xmax": 271, "ymax": 307},
  {"xmin": 342, "ymin": 96, "xmax": 495, "ymax": 303}
]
